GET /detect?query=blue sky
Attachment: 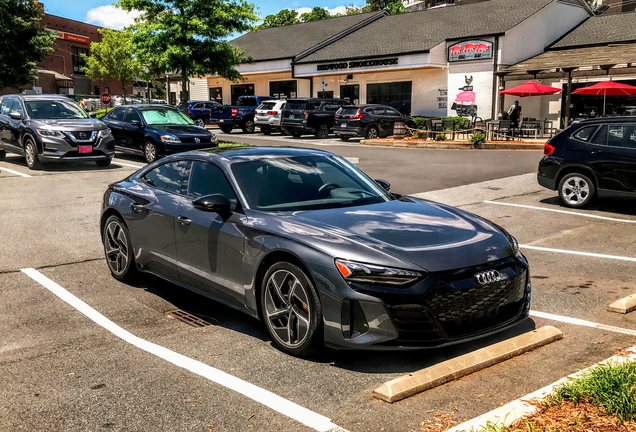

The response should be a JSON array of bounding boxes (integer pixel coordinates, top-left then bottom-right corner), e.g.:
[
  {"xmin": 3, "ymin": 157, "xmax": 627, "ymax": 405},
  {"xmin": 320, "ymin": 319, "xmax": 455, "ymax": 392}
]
[{"xmin": 42, "ymin": 0, "xmax": 360, "ymax": 29}]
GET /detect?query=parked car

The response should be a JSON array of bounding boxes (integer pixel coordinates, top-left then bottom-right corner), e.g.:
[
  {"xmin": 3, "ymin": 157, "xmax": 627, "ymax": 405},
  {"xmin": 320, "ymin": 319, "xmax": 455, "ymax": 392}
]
[
  {"xmin": 100, "ymin": 146, "xmax": 530, "ymax": 357},
  {"xmin": 333, "ymin": 104, "xmax": 418, "ymax": 141},
  {"xmin": 211, "ymin": 96, "xmax": 275, "ymax": 134},
  {"xmin": 179, "ymin": 100, "xmax": 222, "ymax": 127},
  {"xmin": 0, "ymin": 94, "xmax": 114, "ymax": 169},
  {"xmin": 538, "ymin": 117, "xmax": 636, "ymax": 208},
  {"xmin": 281, "ymin": 98, "xmax": 349, "ymax": 138},
  {"xmin": 255, "ymin": 100, "xmax": 287, "ymax": 134},
  {"xmin": 101, "ymin": 105, "xmax": 218, "ymax": 164}
]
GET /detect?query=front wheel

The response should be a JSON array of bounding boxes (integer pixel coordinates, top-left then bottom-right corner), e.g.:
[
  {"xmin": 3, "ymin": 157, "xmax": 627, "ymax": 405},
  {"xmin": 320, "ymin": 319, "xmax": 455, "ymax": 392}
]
[
  {"xmin": 103, "ymin": 215, "xmax": 137, "ymax": 281},
  {"xmin": 315, "ymin": 123, "xmax": 329, "ymax": 139},
  {"xmin": 143, "ymin": 141, "xmax": 159, "ymax": 164},
  {"xmin": 24, "ymin": 137, "xmax": 41, "ymax": 170},
  {"xmin": 559, "ymin": 173, "xmax": 595, "ymax": 208},
  {"xmin": 261, "ymin": 262, "xmax": 323, "ymax": 357},
  {"xmin": 220, "ymin": 125, "xmax": 233, "ymax": 134},
  {"xmin": 96, "ymin": 159, "xmax": 112, "ymax": 167},
  {"xmin": 242, "ymin": 118, "xmax": 255, "ymax": 134},
  {"xmin": 195, "ymin": 119, "xmax": 205, "ymax": 128}
]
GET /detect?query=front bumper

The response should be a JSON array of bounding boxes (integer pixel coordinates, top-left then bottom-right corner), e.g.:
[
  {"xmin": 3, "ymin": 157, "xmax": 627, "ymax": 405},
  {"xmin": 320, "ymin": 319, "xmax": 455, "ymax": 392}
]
[
  {"xmin": 38, "ymin": 135, "xmax": 115, "ymax": 163},
  {"xmin": 164, "ymin": 141, "xmax": 219, "ymax": 155},
  {"xmin": 313, "ymin": 254, "xmax": 531, "ymax": 350}
]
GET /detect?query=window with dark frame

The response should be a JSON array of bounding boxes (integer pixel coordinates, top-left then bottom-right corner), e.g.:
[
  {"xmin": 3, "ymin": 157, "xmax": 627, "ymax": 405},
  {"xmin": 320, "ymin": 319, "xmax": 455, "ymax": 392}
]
[
  {"xmin": 71, "ymin": 46, "xmax": 89, "ymax": 75},
  {"xmin": 269, "ymin": 80, "xmax": 297, "ymax": 100},
  {"xmin": 367, "ymin": 81, "xmax": 412, "ymax": 115},
  {"xmin": 231, "ymin": 84, "xmax": 255, "ymax": 105}
]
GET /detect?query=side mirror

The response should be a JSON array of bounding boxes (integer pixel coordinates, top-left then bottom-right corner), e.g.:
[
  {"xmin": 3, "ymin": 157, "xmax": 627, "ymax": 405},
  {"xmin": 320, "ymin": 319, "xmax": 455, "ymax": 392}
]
[
  {"xmin": 375, "ymin": 179, "xmax": 391, "ymax": 191},
  {"xmin": 9, "ymin": 111, "xmax": 22, "ymax": 120},
  {"xmin": 192, "ymin": 194, "xmax": 231, "ymax": 214},
  {"xmin": 88, "ymin": 112, "xmax": 97, "ymax": 118},
  {"xmin": 130, "ymin": 120, "xmax": 141, "ymax": 127}
]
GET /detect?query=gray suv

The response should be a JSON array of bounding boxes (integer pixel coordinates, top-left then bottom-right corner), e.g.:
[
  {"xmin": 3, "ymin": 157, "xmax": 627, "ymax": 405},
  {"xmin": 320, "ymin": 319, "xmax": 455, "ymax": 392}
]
[{"xmin": 0, "ymin": 94, "xmax": 114, "ymax": 169}]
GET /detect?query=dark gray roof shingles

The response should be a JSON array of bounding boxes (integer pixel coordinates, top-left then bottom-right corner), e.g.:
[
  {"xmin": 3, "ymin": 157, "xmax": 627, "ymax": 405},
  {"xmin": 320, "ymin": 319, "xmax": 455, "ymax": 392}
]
[
  {"xmin": 296, "ymin": 0, "xmax": 581, "ymax": 63},
  {"xmin": 230, "ymin": 13, "xmax": 377, "ymax": 61},
  {"xmin": 550, "ymin": 11, "xmax": 636, "ymax": 49}
]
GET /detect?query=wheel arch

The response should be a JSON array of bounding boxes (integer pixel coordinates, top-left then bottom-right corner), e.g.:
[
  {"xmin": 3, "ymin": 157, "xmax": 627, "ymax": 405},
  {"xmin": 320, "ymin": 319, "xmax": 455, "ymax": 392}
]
[
  {"xmin": 556, "ymin": 165, "xmax": 598, "ymax": 190},
  {"xmin": 100, "ymin": 207, "xmax": 127, "ymax": 242},
  {"xmin": 21, "ymin": 130, "xmax": 41, "ymax": 153}
]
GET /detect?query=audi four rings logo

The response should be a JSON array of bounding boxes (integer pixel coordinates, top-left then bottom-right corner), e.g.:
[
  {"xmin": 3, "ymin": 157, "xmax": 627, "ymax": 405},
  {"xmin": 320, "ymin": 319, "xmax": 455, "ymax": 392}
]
[
  {"xmin": 474, "ymin": 270, "xmax": 502, "ymax": 285},
  {"xmin": 195, "ymin": 138, "xmax": 200, "ymax": 144}
]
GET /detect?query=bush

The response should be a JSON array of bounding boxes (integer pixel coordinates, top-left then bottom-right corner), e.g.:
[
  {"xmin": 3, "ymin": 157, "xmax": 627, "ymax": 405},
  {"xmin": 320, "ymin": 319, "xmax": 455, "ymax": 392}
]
[
  {"xmin": 94, "ymin": 108, "xmax": 113, "ymax": 119},
  {"xmin": 470, "ymin": 133, "xmax": 486, "ymax": 148},
  {"xmin": 434, "ymin": 133, "xmax": 447, "ymax": 141},
  {"xmin": 413, "ymin": 116, "xmax": 427, "ymax": 130},
  {"xmin": 441, "ymin": 116, "xmax": 469, "ymax": 131}
]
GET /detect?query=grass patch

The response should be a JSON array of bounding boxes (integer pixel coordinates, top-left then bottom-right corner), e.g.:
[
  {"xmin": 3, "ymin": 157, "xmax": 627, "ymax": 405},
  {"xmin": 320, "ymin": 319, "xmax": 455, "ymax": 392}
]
[{"xmin": 218, "ymin": 141, "xmax": 251, "ymax": 148}]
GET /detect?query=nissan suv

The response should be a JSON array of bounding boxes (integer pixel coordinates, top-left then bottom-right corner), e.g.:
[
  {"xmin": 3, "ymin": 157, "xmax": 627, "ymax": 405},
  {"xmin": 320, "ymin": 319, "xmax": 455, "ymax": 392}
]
[
  {"xmin": 0, "ymin": 94, "xmax": 114, "ymax": 169},
  {"xmin": 538, "ymin": 117, "xmax": 636, "ymax": 207}
]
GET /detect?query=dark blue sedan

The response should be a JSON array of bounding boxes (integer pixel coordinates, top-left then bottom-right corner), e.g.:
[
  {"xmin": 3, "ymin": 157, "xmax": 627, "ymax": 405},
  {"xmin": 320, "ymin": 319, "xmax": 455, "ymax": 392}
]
[{"xmin": 101, "ymin": 105, "xmax": 218, "ymax": 163}]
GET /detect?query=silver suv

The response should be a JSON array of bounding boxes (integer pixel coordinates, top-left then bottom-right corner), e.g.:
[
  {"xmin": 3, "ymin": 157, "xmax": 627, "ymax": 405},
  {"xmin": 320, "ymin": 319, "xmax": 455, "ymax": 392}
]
[
  {"xmin": 255, "ymin": 100, "xmax": 286, "ymax": 135},
  {"xmin": 0, "ymin": 94, "xmax": 115, "ymax": 169}
]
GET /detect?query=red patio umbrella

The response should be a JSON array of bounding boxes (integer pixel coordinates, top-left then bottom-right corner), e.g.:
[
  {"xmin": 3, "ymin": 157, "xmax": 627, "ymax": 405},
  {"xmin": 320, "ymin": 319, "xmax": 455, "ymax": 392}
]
[
  {"xmin": 572, "ymin": 80, "xmax": 636, "ymax": 114},
  {"xmin": 499, "ymin": 81, "xmax": 562, "ymax": 97}
]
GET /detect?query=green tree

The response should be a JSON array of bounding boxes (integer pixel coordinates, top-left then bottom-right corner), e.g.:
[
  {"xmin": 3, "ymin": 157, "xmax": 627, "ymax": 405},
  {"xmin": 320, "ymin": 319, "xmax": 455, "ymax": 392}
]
[
  {"xmin": 257, "ymin": 8, "xmax": 299, "ymax": 30},
  {"xmin": 363, "ymin": 0, "xmax": 406, "ymax": 13},
  {"xmin": 0, "ymin": 0, "xmax": 55, "ymax": 90},
  {"xmin": 118, "ymin": 0, "xmax": 258, "ymax": 112},
  {"xmin": 81, "ymin": 29, "xmax": 142, "ymax": 104},
  {"xmin": 300, "ymin": 6, "xmax": 331, "ymax": 22}
]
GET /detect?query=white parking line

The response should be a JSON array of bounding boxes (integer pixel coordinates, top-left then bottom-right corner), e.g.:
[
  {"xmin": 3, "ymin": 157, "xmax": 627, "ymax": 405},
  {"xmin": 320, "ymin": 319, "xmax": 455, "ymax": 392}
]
[
  {"xmin": 0, "ymin": 166, "xmax": 32, "ymax": 177},
  {"xmin": 520, "ymin": 244, "xmax": 636, "ymax": 263},
  {"xmin": 20, "ymin": 268, "xmax": 347, "ymax": 432},
  {"xmin": 113, "ymin": 160, "xmax": 144, "ymax": 169},
  {"xmin": 530, "ymin": 310, "xmax": 636, "ymax": 336},
  {"xmin": 484, "ymin": 200, "xmax": 636, "ymax": 223}
]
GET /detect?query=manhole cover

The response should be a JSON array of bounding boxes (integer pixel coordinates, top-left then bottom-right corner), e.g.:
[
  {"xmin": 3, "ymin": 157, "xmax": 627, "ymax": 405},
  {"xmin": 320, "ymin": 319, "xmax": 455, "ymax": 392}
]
[{"xmin": 166, "ymin": 309, "xmax": 213, "ymax": 327}]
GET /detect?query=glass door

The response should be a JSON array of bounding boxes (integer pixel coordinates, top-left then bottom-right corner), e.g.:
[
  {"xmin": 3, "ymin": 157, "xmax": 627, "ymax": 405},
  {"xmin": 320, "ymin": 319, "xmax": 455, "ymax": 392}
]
[{"xmin": 340, "ymin": 85, "xmax": 360, "ymax": 105}]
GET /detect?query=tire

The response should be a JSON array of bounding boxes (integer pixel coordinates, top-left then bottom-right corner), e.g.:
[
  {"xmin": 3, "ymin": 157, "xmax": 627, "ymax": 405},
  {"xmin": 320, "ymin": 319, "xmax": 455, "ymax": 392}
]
[
  {"xmin": 280, "ymin": 128, "xmax": 289, "ymax": 136},
  {"xmin": 0, "ymin": 150, "xmax": 6, "ymax": 160},
  {"xmin": 365, "ymin": 126, "xmax": 379, "ymax": 140},
  {"xmin": 261, "ymin": 262, "xmax": 323, "ymax": 357},
  {"xmin": 103, "ymin": 215, "xmax": 138, "ymax": 282},
  {"xmin": 24, "ymin": 137, "xmax": 41, "ymax": 170},
  {"xmin": 315, "ymin": 123, "xmax": 329, "ymax": 139},
  {"xmin": 96, "ymin": 159, "xmax": 112, "ymax": 167},
  {"xmin": 242, "ymin": 118, "xmax": 255, "ymax": 134},
  {"xmin": 195, "ymin": 119, "xmax": 205, "ymax": 128},
  {"xmin": 339, "ymin": 136, "xmax": 351, "ymax": 142},
  {"xmin": 143, "ymin": 140, "xmax": 159, "ymax": 164},
  {"xmin": 220, "ymin": 125, "xmax": 233, "ymax": 134},
  {"xmin": 558, "ymin": 173, "xmax": 595, "ymax": 208},
  {"xmin": 262, "ymin": 127, "xmax": 272, "ymax": 135},
  {"xmin": 292, "ymin": 131, "xmax": 302, "ymax": 138}
]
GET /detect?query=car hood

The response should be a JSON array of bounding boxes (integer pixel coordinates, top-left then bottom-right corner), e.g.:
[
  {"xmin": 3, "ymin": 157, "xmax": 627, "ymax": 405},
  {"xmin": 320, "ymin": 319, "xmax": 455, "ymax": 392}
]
[
  {"xmin": 149, "ymin": 124, "xmax": 212, "ymax": 137},
  {"xmin": 31, "ymin": 118, "xmax": 106, "ymax": 130},
  {"xmin": 279, "ymin": 199, "xmax": 514, "ymax": 272}
]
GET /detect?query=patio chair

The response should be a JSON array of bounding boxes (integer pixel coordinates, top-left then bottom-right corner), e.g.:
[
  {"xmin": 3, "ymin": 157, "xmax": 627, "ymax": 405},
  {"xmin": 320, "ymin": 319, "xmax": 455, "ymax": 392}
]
[
  {"xmin": 498, "ymin": 120, "xmax": 511, "ymax": 140},
  {"xmin": 458, "ymin": 119, "xmax": 472, "ymax": 139},
  {"xmin": 442, "ymin": 119, "xmax": 455, "ymax": 139}
]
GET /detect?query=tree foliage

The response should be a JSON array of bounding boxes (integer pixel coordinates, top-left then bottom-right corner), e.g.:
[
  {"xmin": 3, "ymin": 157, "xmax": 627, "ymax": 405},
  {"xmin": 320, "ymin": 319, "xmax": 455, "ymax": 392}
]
[
  {"xmin": 0, "ymin": 0, "xmax": 55, "ymax": 90},
  {"xmin": 300, "ymin": 6, "xmax": 331, "ymax": 22},
  {"xmin": 362, "ymin": 0, "xmax": 406, "ymax": 13},
  {"xmin": 81, "ymin": 29, "xmax": 142, "ymax": 104},
  {"xmin": 118, "ymin": 0, "xmax": 258, "ymax": 110},
  {"xmin": 257, "ymin": 8, "xmax": 299, "ymax": 30}
]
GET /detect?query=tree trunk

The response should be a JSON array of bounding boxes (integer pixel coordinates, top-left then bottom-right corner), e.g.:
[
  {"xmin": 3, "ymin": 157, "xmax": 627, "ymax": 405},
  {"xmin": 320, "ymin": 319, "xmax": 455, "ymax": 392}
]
[
  {"xmin": 181, "ymin": 66, "xmax": 188, "ymax": 114},
  {"xmin": 147, "ymin": 78, "xmax": 150, "ymax": 104}
]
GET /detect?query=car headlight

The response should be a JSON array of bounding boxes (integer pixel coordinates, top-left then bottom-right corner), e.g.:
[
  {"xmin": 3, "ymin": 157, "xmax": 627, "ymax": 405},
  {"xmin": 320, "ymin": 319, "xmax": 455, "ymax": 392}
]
[
  {"xmin": 335, "ymin": 259, "xmax": 422, "ymax": 286},
  {"xmin": 37, "ymin": 129, "xmax": 62, "ymax": 137},
  {"xmin": 161, "ymin": 135, "xmax": 181, "ymax": 144},
  {"xmin": 511, "ymin": 235, "xmax": 519, "ymax": 254},
  {"xmin": 98, "ymin": 128, "xmax": 112, "ymax": 138}
]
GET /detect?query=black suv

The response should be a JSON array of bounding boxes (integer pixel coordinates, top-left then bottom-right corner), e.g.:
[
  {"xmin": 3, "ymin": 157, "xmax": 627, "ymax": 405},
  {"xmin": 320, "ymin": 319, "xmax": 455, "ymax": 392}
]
[
  {"xmin": 0, "ymin": 94, "xmax": 114, "ymax": 169},
  {"xmin": 281, "ymin": 98, "xmax": 348, "ymax": 138},
  {"xmin": 538, "ymin": 117, "xmax": 636, "ymax": 207},
  {"xmin": 333, "ymin": 104, "xmax": 417, "ymax": 141}
]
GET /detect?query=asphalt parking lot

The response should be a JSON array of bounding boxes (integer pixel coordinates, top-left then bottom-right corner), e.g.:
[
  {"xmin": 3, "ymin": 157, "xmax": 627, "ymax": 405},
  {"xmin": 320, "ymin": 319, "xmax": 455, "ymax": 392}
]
[{"xmin": 2, "ymin": 146, "xmax": 635, "ymax": 432}]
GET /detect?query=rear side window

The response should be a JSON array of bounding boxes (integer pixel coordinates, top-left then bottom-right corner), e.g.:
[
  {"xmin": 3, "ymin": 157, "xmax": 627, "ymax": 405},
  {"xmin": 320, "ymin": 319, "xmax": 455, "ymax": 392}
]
[
  {"xmin": 141, "ymin": 161, "xmax": 189, "ymax": 194},
  {"xmin": 372, "ymin": 107, "xmax": 386, "ymax": 116},
  {"xmin": 590, "ymin": 125, "xmax": 608, "ymax": 146},
  {"xmin": 572, "ymin": 126, "xmax": 597, "ymax": 142},
  {"xmin": 286, "ymin": 101, "xmax": 307, "ymax": 110},
  {"xmin": 325, "ymin": 102, "xmax": 341, "ymax": 111},
  {"xmin": 308, "ymin": 101, "xmax": 322, "ymax": 110},
  {"xmin": 108, "ymin": 108, "xmax": 126, "ymax": 121},
  {"xmin": 1, "ymin": 99, "xmax": 13, "ymax": 115}
]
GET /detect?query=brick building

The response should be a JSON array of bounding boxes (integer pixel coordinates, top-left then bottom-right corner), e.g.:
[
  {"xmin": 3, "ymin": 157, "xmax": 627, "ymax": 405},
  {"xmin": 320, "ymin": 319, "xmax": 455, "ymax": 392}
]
[
  {"xmin": 403, "ymin": 0, "xmax": 486, "ymax": 12},
  {"xmin": 591, "ymin": 0, "xmax": 636, "ymax": 13}
]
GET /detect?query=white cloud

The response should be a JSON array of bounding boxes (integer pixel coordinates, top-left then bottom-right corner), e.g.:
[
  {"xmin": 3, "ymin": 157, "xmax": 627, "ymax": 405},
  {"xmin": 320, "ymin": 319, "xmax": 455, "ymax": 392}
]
[
  {"xmin": 295, "ymin": 6, "xmax": 350, "ymax": 16},
  {"xmin": 85, "ymin": 5, "xmax": 142, "ymax": 30}
]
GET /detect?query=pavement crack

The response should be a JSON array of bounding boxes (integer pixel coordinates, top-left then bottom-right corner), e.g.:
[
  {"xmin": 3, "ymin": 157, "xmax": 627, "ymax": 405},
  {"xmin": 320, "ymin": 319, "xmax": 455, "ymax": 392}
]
[{"xmin": 1, "ymin": 257, "xmax": 105, "ymax": 275}]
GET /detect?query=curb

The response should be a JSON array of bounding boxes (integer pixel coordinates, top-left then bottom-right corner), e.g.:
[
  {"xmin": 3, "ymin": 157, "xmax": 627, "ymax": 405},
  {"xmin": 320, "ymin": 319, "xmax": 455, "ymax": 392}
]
[
  {"xmin": 373, "ymin": 326, "xmax": 563, "ymax": 403},
  {"xmin": 608, "ymin": 293, "xmax": 636, "ymax": 314},
  {"xmin": 359, "ymin": 139, "xmax": 545, "ymax": 150}
]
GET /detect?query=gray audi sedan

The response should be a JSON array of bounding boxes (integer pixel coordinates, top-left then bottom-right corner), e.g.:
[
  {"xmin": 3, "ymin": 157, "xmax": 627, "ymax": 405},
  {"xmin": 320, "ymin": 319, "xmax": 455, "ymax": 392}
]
[
  {"xmin": 100, "ymin": 147, "xmax": 531, "ymax": 356},
  {"xmin": 0, "ymin": 94, "xmax": 114, "ymax": 169}
]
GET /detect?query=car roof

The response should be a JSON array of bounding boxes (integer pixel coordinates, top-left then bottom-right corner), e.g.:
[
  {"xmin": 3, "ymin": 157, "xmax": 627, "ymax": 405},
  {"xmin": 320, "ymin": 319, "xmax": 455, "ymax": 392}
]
[
  {"xmin": 3, "ymin": 94, "xmax": 70, "ymax": 101},
  {"xmin": 167, "ymin": 146, "xmax": 336, "ymax": 163},
  {"xmin": 574, "ymin": 116, "xmax": 636, "ymax": 125},
  {"xmin": 120, "ymin": 104, "xmax": 178, "ymax": 110}
]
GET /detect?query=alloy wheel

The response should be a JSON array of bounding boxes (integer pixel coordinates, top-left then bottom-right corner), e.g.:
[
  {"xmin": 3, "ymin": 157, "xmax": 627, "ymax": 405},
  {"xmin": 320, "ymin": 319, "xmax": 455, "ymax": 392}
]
[
  {"xmin": 264, "ymin": 269, "xmax": 311, "ymax": 348},
  {"xmin": 244, "ymin": 120, "xmax": 255, "ymax": 133},
  {"xmin": 104, "ymin": 220, "xmax": 129, "ymax": 276},
  {"xmin": 195, "ymin": 119, "xmax": 205, "ymax": 127},
  {"xmin": 367, "ymin": 127, "xmax": 378, "ymax": 139},
  {"xmin": 25, "ymin": 142, "xmax": 35, "ymax": 166},
  {"xmin": 561, "ymin": 176, "xmax": 590, "ymax": 205},
  {"xmin": 144, "ymin": 142, "xmax": 157, "ymax": 163}
]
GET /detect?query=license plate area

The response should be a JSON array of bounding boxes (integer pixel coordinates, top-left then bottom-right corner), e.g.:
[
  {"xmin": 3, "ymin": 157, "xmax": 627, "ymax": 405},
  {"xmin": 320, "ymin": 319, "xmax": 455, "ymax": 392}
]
[{"xmin": 78, "ymin": 145, "xmax": 93, "ymax": 154}]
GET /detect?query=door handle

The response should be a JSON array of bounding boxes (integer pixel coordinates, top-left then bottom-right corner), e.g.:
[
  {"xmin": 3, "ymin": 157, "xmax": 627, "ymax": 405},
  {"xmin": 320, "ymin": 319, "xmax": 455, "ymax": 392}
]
[
  {"xmin": 177, "ymin": 215, "xmax": 192, "ymax": 225},
  {"xmin": 590, "ymin": 150, "xmax": 601, "ymax": 155},
  {"xmin": 130, "ymin": 203, "xmax": 145, "ymax": 213}
]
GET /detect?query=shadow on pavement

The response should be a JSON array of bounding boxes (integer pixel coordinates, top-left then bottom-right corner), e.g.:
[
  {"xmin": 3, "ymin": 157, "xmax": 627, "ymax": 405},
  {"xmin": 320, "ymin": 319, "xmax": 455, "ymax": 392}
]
[
  {"xmin": 2, "ymin": 155, "xmax": 122, "ymax": 173},
  {"xmin": 540, "ymin": 196, "xmax": 636, "ymax": 217}
]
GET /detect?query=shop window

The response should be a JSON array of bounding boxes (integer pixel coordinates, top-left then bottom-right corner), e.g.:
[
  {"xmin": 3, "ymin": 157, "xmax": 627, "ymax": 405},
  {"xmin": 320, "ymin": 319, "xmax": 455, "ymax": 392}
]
[
  {"xmin": 209, "ymin": 87, "xmax": 223, "ymax": 104},
  {"xmin": 317, "ymin": 91, "xmax": 333, "ymax": 98},
  {"xmin": 269, "ymin": 80, "xmax": 297, "ymax": 100},
  {"xmin": 71, "ymin": 46, "xmax": 89, "ymax": 75},
  {"xmin": 94, "ymin": 86, "xmax": 99, "ymax": 95},
  {"xmin": 231, "ymin": 84, "xmax": 255, "ymax": 105},
  {"xmin": 367, "ymin": 81, "xmax": 412, "ymax": 115}
]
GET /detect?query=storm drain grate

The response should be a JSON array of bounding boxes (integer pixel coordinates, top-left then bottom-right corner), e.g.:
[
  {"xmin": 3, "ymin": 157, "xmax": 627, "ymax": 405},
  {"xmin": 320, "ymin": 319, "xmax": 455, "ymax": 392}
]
[{"xmin": 166, "ymin": 309, "xmax": 213, "ymax": 328}]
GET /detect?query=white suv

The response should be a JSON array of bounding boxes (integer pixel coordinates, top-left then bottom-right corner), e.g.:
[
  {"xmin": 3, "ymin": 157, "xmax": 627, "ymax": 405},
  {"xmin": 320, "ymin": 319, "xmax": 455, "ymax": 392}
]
[{"xmin": 255, "ymin": 100, "xmax": 286, "ymax": 135}]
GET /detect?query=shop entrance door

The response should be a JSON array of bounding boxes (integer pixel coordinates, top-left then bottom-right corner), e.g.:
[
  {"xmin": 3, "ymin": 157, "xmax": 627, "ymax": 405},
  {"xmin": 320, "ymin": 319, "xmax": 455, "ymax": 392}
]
[
  {"xmin": 340, "ymin": 85, "xmax": 360, "ymax": 105},
  {"xmin": 209, "ymin": 87, "xmax": 223, "ymax": 104},
  {"xmin": 231, "ymin": 84, "xmax": 254, "ymax": 104}
]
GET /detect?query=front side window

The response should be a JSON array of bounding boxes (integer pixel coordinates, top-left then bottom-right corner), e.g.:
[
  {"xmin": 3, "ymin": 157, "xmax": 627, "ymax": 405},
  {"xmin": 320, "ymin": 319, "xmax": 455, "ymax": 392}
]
[
  {"xmin": 125, "ymin": 109, "xmax": 142, "ymax": 124},
  {"xmin": 24, "ymin": 100, "xmax": 88, "ymax": 119},
  {"xmin": 142, "ymin": 109, "xmax": 194, "ymax": 125},
  {"xmin": 188, "ymin": 161, "xmax": 238, "ymax": 207},
  {"xmin": 231, "ymin": 155, "xmax": 390, "ymax": 211},
  {"xmin": 108, "ymin": 108, "xmax": 126, "ymax": 121},
  {"xmin": 11, "ymin": 100, "xmax": 24, "ymax": 116},
  {"xmin": 141, "ymin": 161, "xmax": 189, "ymax": 194},
  {"xmin": 1, "ymin": 99, "xmax": 14, "ymax": 115}
]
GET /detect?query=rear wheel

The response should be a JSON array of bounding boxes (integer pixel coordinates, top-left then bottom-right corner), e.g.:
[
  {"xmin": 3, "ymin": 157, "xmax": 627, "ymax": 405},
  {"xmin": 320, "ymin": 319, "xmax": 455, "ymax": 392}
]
[
  {"xmin": 365, "ymin": 126, "xmax": 379, "ymax": 140},
  {"xmin": 261, "ymin": 127, "xmax": 271, "ymax": 135},
  {"xmin": 195, "ymin": 119, "xmax": 205, "ymax": 128},
  {"xmin": 143, "ymin": 140, "xmax": 159, "ymax": 164},
  {"xmin": 339, "ymin": 136, "xmax": 351, "ymax": 142},
  {"xmin": 315, "ymin": 123, "xmax": 329, "ymax": 139},
  {"xmin": 261, "ymin": 262, "xmax": 323, "ymax": 357},
  {"xmin": 0, "ymin": 149, "xmax": 6, "ymax": 160},
  {"xmin": 220, "ymin": 125, "xmax": 233, "ymax": 134},
  {"xmin": 281, "ymin": 127, "xmax": 289, "ymax": 136},
  {"xmin": 242, "ymin": 118, "xmax": 255, "ymax": 134},
  {"xmin": 96, "ymin": 159, "xmax": 112, "ymax": 167},
  {"xmin": 559, "ymin": 173, "xmax": 595, "ymax": 208},
  {"xmin": 103, "ymin": 215, "xmax": 137, "ymax": 281},
  {"xmin": 24, "ymin": 137, "xmax": 41, "ymax": 170},
  {"xmin": 292, "ymin": 131, "xmax": 302, "ymax": 138}
]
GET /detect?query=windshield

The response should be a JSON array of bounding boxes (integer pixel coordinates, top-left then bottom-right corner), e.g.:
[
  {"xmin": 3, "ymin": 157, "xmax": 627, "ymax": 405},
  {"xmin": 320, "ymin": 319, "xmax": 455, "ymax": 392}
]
[
  {"xmin": 142, "ymin": 109, "xmax": 194, "ymax": 125},
  {"xmin": 231, "ymin": 155, "xmax": 390, "ymax": 212},
  {"xmin": 25, "ymin": 100, "xmax": 88, "ymax": 119}
]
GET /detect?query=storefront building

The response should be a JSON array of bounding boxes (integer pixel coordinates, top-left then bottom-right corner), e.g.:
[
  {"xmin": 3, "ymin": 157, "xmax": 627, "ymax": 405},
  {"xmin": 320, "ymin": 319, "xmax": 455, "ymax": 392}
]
[{"xmin": 207, "ymin": 0, "xmax": 592, "ymax": 121}]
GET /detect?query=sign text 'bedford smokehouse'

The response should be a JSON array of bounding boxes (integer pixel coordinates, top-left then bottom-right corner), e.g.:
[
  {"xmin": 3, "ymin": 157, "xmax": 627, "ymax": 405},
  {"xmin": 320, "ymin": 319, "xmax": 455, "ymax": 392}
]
[{"xmin": 317, "ymin": 58, "xmax": 398, "ymax": 71}]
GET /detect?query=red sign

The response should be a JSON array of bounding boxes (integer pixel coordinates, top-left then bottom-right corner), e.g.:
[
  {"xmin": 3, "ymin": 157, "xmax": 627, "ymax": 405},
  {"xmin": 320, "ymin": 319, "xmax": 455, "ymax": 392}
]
[
  {"xmin": 448, "ymin": 40, "xmax": 493, "ymax": 62},
  {"xmin": 100, "ymin": 93, "xmax": 111, "ymax": 105},
  {"xmin": 53, "ymin": 30, "xmax": 91, "ymax": 45}
]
